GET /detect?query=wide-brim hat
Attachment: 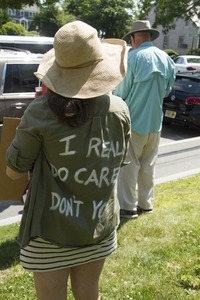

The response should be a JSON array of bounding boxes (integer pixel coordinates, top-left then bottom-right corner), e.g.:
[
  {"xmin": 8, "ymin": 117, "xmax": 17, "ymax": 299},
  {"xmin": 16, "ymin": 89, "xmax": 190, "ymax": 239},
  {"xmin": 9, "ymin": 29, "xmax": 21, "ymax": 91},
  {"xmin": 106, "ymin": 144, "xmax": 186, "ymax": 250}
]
[
  {"xmin": 34, "ymin": 21, "xmax": 127, "ymax": 99},
  {"xmin": 123, "ymin": 20, "xmax": 160, "ymax": 43}
]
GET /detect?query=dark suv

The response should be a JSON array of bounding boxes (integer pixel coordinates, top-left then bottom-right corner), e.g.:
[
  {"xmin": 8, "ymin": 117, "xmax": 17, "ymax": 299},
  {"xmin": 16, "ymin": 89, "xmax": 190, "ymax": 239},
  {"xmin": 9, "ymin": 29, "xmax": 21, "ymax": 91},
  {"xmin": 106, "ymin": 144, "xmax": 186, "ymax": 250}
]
[
  {"xmin": 0, "ymin": 49, "xmax": 42, "ymax": 123},
  {"xmin": 163, "ymin": 72, "xmax": 200, "ymax": 129}
]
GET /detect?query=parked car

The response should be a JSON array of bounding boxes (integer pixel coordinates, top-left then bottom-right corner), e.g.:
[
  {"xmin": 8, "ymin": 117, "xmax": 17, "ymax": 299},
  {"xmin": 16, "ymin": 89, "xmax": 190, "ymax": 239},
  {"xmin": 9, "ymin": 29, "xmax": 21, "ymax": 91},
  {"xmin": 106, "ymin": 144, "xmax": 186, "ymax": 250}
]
[
  {"xmin": 0, "ymin": 49, "xmax": 42, "ymax": 123},
  {"xmin": 163, "ymin": 72, "xmax": 200, "ymax": 129},
  {"xmin": 174, "ymin": 55, "xmax": 200, "ymax": 73},
  {"xmin": 0, "ymin": 35, "xmax": 53, "ymax": 54}
]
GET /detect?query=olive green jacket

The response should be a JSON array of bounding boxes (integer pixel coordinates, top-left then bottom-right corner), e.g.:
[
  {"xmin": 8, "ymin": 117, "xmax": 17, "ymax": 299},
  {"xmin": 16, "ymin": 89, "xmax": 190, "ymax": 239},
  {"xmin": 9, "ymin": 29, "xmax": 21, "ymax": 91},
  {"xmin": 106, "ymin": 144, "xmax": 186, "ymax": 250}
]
[{"xmin": 7, "ymin": 94, "xmax": 131, "ymax": 248}]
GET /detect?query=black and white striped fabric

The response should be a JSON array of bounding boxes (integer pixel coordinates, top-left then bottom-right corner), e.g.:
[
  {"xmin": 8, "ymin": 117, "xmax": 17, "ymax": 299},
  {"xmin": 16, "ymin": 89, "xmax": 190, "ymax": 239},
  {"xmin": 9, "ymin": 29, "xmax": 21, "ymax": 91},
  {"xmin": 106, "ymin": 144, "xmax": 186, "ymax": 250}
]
[{"xmin": 20, "ymin": 231, "xmax": 117, "ymax": 272}]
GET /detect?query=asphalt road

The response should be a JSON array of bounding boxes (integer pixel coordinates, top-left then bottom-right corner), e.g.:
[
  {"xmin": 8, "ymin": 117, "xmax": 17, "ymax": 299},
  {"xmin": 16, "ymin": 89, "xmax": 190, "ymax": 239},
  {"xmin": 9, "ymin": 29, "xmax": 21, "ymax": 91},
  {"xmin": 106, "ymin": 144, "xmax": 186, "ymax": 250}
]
[
  {"xmin": 0, "ymin": 122, "xmax": 200, "ymax": 226},
  {"xmin": 156, "ymin": 123, "xmax": 200, "ymax": 183},
  {"xmin": 160, "ymin": 122, "xmax": 200, "ymax": 144}
]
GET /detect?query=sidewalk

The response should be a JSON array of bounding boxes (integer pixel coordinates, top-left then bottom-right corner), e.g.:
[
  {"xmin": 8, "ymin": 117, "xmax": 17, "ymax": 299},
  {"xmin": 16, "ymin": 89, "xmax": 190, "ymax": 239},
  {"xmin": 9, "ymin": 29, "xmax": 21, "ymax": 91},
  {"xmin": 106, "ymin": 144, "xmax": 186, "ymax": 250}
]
[{"xmin": 0, "ymin": 200, "xmax": 23, "ymax": 226}]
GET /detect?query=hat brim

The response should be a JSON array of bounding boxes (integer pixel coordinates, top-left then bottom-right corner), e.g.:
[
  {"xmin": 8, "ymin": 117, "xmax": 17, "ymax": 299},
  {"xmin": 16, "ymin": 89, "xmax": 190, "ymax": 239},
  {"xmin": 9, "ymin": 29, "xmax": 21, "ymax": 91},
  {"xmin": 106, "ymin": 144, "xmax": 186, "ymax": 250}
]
[
  {"xmin": 123, "ymin": 29, "xmax": 160, "ymax": 43},
  {"xmin": 34, "ymin": 39, "xmax": 127, "ymax": 99}
]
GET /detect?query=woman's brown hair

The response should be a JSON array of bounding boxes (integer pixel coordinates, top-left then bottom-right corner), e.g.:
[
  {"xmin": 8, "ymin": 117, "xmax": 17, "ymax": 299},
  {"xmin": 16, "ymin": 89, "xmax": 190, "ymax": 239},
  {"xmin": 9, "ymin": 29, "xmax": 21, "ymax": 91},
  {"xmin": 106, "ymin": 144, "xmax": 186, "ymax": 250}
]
[{"xmin": 48, "ymin": 91, "xmax": 92, "ymax": 128}]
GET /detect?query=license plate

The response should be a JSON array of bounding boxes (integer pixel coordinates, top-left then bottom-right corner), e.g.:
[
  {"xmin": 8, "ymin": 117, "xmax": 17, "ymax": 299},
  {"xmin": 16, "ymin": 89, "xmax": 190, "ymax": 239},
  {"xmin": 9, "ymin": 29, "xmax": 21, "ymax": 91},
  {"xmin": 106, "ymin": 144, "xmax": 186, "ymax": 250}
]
[{"xmin": 165, "ymin": 110, "xmax": 176, "ymax": 118}]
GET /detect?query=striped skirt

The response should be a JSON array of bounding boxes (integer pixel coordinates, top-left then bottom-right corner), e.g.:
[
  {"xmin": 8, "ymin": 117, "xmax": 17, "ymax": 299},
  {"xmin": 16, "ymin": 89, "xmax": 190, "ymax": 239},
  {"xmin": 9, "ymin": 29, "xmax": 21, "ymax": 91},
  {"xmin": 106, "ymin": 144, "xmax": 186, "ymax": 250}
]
[{"xmin": 20, "ymin": 231, "xmax": 117, "ymax": 272}]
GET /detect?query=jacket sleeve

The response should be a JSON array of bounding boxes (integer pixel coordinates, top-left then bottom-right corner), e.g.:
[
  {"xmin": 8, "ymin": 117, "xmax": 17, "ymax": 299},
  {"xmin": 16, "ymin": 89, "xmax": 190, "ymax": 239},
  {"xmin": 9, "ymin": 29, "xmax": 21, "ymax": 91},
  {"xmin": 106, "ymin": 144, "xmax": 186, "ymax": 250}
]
[
  {"xmin": 165, "ymin": 59, "xmax": 176, "ymax": 96},
  {"xmin": 6, "ymin": 100, "xmax": 44, "ymax": 173}
]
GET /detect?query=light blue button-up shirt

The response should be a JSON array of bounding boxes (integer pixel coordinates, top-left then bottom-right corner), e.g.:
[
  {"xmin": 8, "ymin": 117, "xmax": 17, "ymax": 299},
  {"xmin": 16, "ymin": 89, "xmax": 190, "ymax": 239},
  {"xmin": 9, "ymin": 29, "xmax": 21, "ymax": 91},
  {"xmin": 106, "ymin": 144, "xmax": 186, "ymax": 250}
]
[{"xmin": 114, "ymin": 41, "xmax": 176, "ymax": 135}]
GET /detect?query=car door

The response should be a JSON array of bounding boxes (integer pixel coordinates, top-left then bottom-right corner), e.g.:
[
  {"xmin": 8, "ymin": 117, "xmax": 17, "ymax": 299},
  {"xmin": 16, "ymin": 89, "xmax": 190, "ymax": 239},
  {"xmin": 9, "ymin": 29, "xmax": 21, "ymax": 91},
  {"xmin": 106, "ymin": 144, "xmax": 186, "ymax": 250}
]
[
  {"xmin": 174, "ymin": 57, "xmax": 186, "ymax": 73},
  {"xmin": 1, "ymin": 62, "xmax": 39, "ymax": 122},
  {"xmin": 163, "ymin": 75, "xmax": 200, "ymax": 128}
]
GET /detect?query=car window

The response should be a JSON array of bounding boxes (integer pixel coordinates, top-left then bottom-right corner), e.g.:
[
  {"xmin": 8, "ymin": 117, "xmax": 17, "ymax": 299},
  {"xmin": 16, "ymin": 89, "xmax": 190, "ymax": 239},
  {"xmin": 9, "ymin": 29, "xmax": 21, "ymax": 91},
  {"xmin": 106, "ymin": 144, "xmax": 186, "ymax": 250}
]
[
  {"xmin": 187, "ymin": 58, "xmax": 200, "ymax": 64},
  {"xmin": 173, "ymin": 77, "xmax": 200, "ymax": 94},
  {"xmin": 174, "ymin": 57, "xmax": 179, "ymax": 63},
  {"xmin": 174, "ymin": 57, "xmax": 184, "ymax": 64},
  {"xmin": 4, "ymin": 63, "xmax": 39, "ymax": 93}
]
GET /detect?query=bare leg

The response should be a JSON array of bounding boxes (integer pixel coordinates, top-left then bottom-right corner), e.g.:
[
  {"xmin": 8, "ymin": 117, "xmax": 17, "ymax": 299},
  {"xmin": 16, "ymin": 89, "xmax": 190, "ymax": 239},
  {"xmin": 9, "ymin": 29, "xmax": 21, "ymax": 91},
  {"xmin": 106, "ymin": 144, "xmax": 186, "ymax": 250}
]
[
  {"xmin": 70, "ymin": 258, "xmax": 105, "ymax": 300},
  {"xmin": 33, "ymin": 268, "xmax": 70, "ymax": 300}
]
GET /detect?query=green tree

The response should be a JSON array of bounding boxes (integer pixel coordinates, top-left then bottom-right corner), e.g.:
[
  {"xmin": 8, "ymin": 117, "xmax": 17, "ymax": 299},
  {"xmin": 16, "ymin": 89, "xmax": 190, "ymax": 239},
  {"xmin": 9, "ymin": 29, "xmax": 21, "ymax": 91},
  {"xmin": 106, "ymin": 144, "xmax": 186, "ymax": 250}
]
[
  {"xmin": 0, "ymin": 21, "xmax": 27, "ymax": 35},
  {"xmin": 0, "ymin": 10, "xmax": 11, "ymax": 27},
  {"xmin": 29, "ymin": 4, "xmax": 74, "ymax": 36},
  {"xmin": 0, "ymin": 0, "xmax": 57, "ymax": 10},
  {"xmin": 137, "ymin": 0, "xmax": 200, "ymax": 32},
  {"xmin": 63, "ymin": 0, "xmax": 136, "ymax": 38}
]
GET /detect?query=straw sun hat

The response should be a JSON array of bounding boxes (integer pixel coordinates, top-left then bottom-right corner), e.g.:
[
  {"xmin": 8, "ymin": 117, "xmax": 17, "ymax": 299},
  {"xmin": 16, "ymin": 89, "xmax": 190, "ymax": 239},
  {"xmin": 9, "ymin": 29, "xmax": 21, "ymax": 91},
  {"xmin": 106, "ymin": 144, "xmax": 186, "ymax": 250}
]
[
  {"xmin": 123, "ymin": 20, "xmax": 160, "ymax": 43},
  {"xmin": 34, "ymin": 20, "xmax": 127, "ymax": 99}
]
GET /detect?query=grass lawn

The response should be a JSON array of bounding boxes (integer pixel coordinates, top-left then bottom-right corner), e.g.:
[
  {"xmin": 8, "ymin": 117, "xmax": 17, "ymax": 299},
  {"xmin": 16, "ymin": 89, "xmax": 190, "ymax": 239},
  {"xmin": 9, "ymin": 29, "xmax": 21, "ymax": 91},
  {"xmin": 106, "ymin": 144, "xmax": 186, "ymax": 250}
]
[{"xmin": 0, "ymin": 175, "xmax": 200, "ymax": 299}]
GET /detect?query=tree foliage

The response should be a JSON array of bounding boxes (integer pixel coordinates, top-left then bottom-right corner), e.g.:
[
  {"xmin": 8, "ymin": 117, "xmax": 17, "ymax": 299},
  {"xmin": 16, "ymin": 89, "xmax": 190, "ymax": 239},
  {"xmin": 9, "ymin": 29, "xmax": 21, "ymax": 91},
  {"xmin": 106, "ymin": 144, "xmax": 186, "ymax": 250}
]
[
  {"xmin": 137, "ymin": 0, "xmax": 200, "ymax": 32},
  {"xmin": 63, "ymin": 0, "xmax": 135, "ymax": 38},
  {"xmin": 2, "ymin": 0, "xmax": 200, "ymax": 37},
  {"xmin": 0, "ymin": 0, "xmax": 57, "ymax": 10},
  {"xmin": 0, "ymin": 21, "xmax": 27, "ymax": 35},
  {"xmin": 29, "ymin": 4, "xmax": 74, "ymax": 36},
  {"xmin": 0, "ymin": 10, "xmax": 11, "ymax": 27}
]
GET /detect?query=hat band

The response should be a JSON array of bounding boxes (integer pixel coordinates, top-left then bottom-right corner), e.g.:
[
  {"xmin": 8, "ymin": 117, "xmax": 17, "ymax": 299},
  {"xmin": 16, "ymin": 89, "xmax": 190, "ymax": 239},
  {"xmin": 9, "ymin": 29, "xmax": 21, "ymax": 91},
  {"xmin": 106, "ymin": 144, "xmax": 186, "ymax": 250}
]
[{"xmin": 56, "ymin": 58, "xmax": 103, "ymax": 70}]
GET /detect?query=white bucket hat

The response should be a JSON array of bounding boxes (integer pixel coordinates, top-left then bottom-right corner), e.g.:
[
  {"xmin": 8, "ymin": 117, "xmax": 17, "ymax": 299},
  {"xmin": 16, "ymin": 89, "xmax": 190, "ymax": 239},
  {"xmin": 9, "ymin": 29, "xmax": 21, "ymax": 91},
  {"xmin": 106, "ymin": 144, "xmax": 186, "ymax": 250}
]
[
  {"xmin": 34, "ymin": 20, "xmax": 127, "ymax": 99},
  {"xmin": 123, "ymin": 20, "xmax": 160, "ymax": 43}
]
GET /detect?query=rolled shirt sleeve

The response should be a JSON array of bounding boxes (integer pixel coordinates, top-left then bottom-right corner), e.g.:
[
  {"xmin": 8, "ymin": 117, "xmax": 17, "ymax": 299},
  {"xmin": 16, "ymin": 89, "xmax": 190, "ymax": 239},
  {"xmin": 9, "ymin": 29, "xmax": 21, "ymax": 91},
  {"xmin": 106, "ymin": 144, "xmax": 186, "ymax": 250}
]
[{"xmin": 6, "ymin": 98, "xmax": 45, "ymax": 173}]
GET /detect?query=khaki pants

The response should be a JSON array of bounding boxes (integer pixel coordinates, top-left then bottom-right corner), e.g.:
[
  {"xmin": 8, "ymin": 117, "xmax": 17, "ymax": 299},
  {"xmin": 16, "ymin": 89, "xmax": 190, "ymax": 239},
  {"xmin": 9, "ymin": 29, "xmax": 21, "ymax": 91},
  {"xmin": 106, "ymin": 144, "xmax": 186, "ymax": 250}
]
[{"xmin": 117, "ymin": 130, "xmax": 161, "ymax": 211}]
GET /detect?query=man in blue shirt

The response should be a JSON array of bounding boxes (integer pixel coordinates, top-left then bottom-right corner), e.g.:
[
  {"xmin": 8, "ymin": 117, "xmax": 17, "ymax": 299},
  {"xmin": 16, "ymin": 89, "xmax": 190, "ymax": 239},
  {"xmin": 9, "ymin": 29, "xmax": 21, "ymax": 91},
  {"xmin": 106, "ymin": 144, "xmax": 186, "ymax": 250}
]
[{"xmin": 114, "ymin": 20, "xmax": 176, "ymax": 218}]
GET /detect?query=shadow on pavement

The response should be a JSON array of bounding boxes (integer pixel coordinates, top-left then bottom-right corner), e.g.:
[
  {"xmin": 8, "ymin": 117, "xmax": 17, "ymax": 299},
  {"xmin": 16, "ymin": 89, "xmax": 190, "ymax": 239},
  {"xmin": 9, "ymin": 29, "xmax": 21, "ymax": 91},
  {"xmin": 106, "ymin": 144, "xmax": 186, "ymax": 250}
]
[
  {"xmin": 0, "ymin": 200, "xmax": 23, "ymax": 214},
  {"xmin": 161, "ymin": 123, "xmax": 200, "ymax": 141}
]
